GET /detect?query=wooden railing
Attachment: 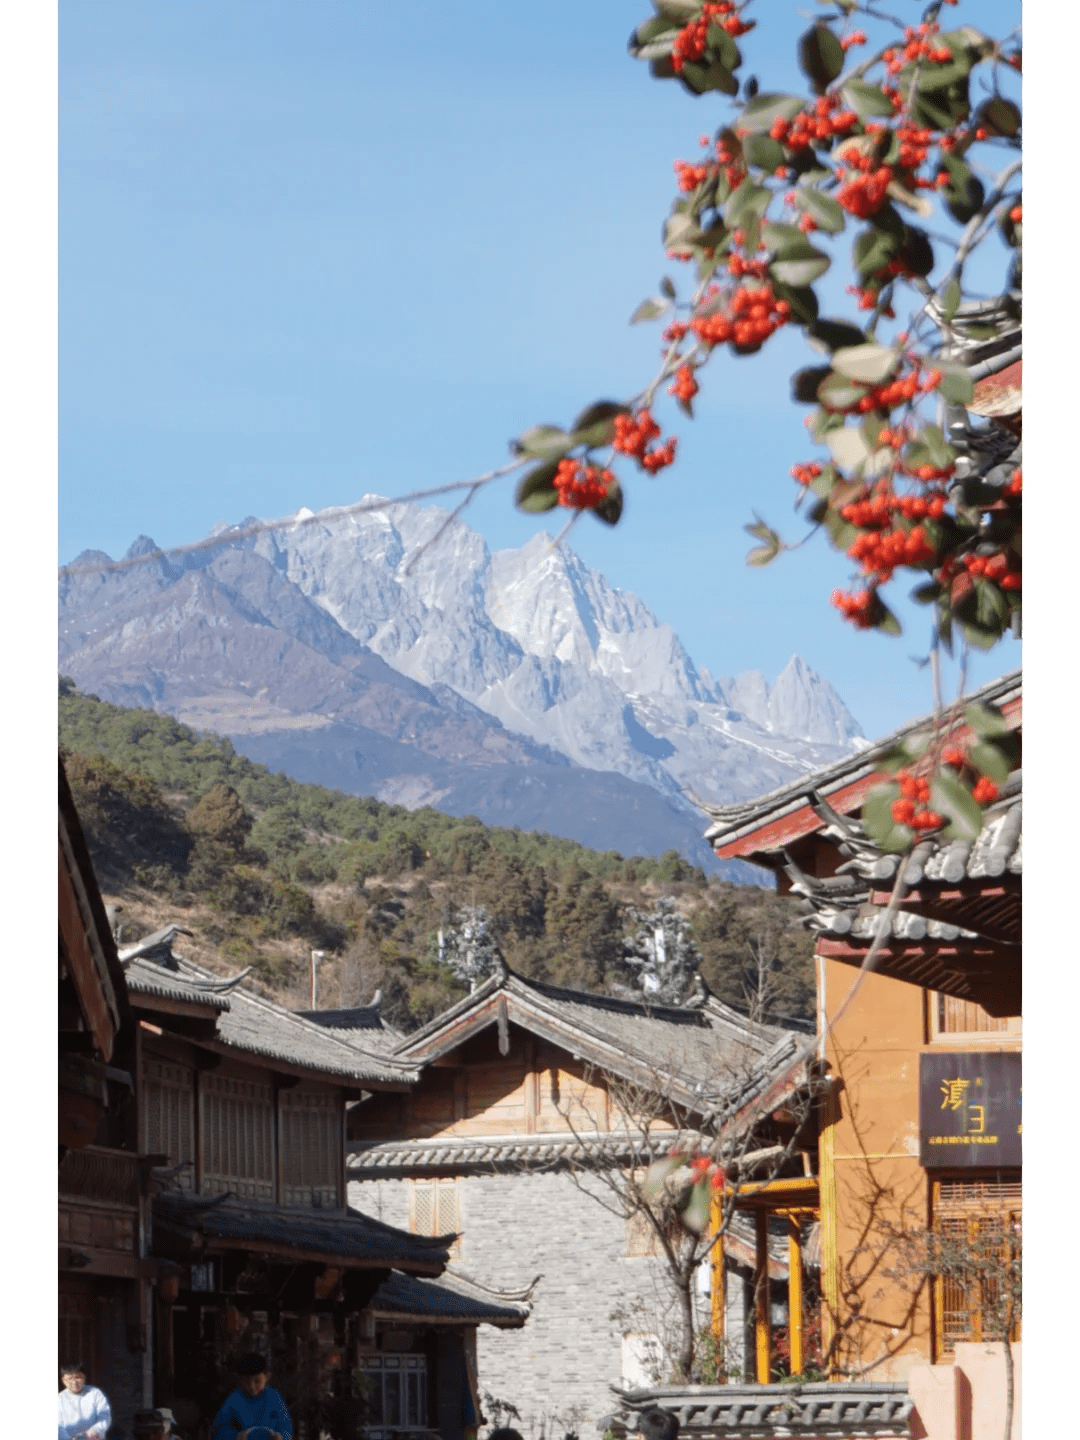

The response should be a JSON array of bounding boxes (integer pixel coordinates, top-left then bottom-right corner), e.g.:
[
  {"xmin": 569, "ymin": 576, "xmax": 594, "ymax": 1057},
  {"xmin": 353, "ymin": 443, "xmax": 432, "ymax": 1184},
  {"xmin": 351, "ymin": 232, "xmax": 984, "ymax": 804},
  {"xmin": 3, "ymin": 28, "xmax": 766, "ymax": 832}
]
[{"xmin": 58, "ymin": 1145, "xmax": 139, "ymax": 1207}]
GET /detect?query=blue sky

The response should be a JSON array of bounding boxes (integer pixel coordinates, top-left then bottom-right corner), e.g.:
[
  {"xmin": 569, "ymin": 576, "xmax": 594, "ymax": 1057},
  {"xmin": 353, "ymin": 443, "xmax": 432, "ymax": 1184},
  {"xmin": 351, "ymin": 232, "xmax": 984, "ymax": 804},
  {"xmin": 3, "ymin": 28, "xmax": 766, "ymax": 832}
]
[{"xmin": 59, "ymin": 0, "xmax": 1021, "ymax": 738}]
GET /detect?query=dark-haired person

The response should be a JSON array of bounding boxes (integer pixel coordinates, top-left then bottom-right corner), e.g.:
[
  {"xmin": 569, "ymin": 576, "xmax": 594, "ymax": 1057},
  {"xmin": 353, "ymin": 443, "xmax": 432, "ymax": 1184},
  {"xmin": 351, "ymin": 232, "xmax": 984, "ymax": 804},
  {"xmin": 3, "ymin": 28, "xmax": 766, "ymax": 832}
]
[
  {"xmin": 212, "ymin": 1353, "xmax": 292, "ymax": 1440},
  {"xmin": 636, "ymin": 1408, "xmax": 679, "ymax": 1440},
  {"xmin": 58, "ymin": 1360, "xmax": 111, "ymax": 1440},
  {"xmin": 487, "ymin": 1430, "xmax": 524, "ymax": 1440}
]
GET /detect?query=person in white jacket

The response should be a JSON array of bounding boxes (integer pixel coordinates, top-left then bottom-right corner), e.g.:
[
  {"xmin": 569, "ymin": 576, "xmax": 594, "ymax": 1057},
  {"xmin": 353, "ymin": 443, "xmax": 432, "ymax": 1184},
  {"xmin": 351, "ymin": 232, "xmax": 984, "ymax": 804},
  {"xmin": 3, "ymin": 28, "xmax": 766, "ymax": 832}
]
[{"xmin": 58, "ymin": 1361, "xmax": 111, "ymax": 1440}]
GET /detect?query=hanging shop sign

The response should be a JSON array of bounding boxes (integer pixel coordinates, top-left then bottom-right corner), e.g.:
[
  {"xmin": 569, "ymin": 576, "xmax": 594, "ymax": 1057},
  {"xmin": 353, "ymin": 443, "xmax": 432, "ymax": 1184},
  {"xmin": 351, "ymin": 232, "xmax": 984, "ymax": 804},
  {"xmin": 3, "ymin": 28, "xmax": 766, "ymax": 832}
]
[{"xmin": 919, "ymin": 1051, "xmax": 1022, "ymax": 1168}]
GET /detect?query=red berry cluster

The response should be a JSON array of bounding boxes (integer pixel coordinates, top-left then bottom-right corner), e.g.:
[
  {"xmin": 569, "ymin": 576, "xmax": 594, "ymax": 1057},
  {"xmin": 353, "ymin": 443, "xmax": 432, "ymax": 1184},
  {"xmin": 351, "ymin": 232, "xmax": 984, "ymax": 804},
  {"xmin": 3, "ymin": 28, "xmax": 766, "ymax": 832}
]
[
  {"xmin": 674, "ymin": 160, "xmax": 711, "ymax": 193},
  {"xmin": 848, "ymin": 521, "xmax": 936, "ymax": 579},
  {"xmin": 882, "ymin": 23, "xmax": 953, "ymax": 74},
  {"xmin": 836, "ymin": 164, "xmax": 893, "ymax": 219},
  {"xmin": 830, "ymin": 587, "xmax": 876, "ymax": 628},
  {"xmin": 890, "ymin": 769, "xmax": 944, "ymax": 831},
  {"xmin": 668, "ymin": 366, "xmax": 700, "ymax": 403},
  {"xmin": 553, "ymin": 459, "xmax": 614, "ymax": 510},
  {"xmin": 1004, "ymin": 467, "xmax": 1022, "ymax": 497},
  {"xmin": 671, "ymin": 3, "xmax": 752, "ymax": 74},
  {"xmin": 957, "ymin": 550, "xmax": 1022, "ymax": 590},
  {"xmin": 613, "ymin": 409, "xmax": 679, "ymax": 473},
  {"xmin": 768, "ymin": 93, "xmax": 859, "ymax": 151},
  {"xmin": 840, "ymin": 29, "xmax": 867, "ymax": 51},
  {"xmin": 791, "ymin": 461, "xmax": 823, "ymax": 486},
  {"xmin": 832, "ymin": 363, "xmax": 941, "ymax": 416}
]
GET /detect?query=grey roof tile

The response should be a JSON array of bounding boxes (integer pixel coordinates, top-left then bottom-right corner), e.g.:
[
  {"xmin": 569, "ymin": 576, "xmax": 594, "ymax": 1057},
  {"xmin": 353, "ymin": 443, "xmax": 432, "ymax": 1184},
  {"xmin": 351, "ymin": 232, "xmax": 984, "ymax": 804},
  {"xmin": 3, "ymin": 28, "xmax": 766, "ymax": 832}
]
[
  {"xmin": 152, "ymin": 1190, "xmax": 449, "ymax": 1270},
  {"xmin": 370, "ymin": 1268, "xmax": 532, "ymax": 1327}
]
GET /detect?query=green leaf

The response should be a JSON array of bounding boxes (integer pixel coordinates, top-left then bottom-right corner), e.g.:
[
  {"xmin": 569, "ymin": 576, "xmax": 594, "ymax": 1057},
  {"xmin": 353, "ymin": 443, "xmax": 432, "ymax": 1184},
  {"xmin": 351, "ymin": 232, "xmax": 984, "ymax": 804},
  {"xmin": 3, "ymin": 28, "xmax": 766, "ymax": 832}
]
[
  {"xmin": 737, "ymin": 92, "xmax": 805, "ymax": 135},
  {"xmin": 941, "ymin": 155, "xmax": 986, "ymax": 225},
  {"xmin": 724, "ymin": 179, "xmax": 772, "ymax": 226},
  {"xmin": 842, "ymin": 79, "xmax": 896, "ymax": 119},
  {"xmin": 744, "ymin": 134, "xmax": 786, "ymax": 171},
  {"xmin": 968, "ymin": 739, "xmax": 1012, "ymax": 785},
  {"xmin": 571, "ymin": 400, "xmax": 632, "ymax": 449},
  {"xmin": 641, "ymin": 1154, "xmax": 684, "ymax": 1201},
  {"xmin": 629, "ymin": 15, "xmax": 681, "ymax": 56},
  {"xmin": 817, "ymin": 370, "xmax": 867, "ymax": 411},
  {"xmin": 681, "ymin": 1177, "xmax": 712, "ymax": 1234},
  {"xmin": 792, "ymin": 365, "xmax": 832, "ymax": 404},
  {"xmin": 679, "ymin": 59, "xmax": 740, "ymax": 96},
  {"xmin": 797, "ymin": 23, "xmax": 844, "ymax": 94},
  {"xmin": 771, "ymin": 281, "xmax": 819, "ymax": 324},
  {"xmin": 979, "ymin": 96, "xmax": 1021, "ymax": 138},
  {"xmin": 921, "ymin": 423, "xmax": 955, "ymax": 469},
  {"xmin": 854, "ymin": 225, "xmax": 900, "ymax": 281},
  {"xmin": 832, "ymin": 343, "xmax": 901, "ymax": 385},
  {"xmin": 900, "ymin": 225, "xmax": 935, "ymax": 278},
  {"xmin": 930, "ymin": 769, "xmax": 984, "ymax": 843},
  {"xmin": 808, "ymin": 318, "xmax": 868, "ymax": 353},
  {"xmin": 664, "ymin": 211, "xmax": 702, "ymax": 252},
  {"xmin": 911, "ymin": 580, "xmax": 944, "ymax": 604},
  {"xmin": 770, "ymin": 253, "xmax": 830, "ymax": 286},
  {"xmin": 862, "ymin": 782, "xmax": 912, "ymax": 852},
  {"xmin": 660, "ymin": 275, "xmax": 677, "ymax": 300},
  {"xmin": 514, "ymin": 460, "xmax": 561, "ymax": 513},
  {"xmin": 964, "ymin": 702, "xmax": 1012, "ymax": 739},
  {"xmin": 704, "ymin": 24, "xmax": 740, "ymax": 72},
  {"xmin": 794, "ymin": 188, "xmax": 846, "ymax": 234},
  {"xmin": 514, "ymin": 425, "xmax": 575, "ymax": 461},
  {"xmin": 630, "ymin": 296, "xmax": 671, "ymax": 325},
  {"xmin": 937, "ymin": 368, "xmax": 974, "ymax": 406},
  {"xmin": 941, "ymin": 277, "xmax": 962, "ymax": 324},
  {"xmin": 593, "ymin": 480, "xmax": 624, "ymax": 527},
  {"xmin": 654, "ymin": 0, "xmax": 701, "ymax": 22},
  {"xmin": 826, "ymin": 425, "xmax": 872, "ymax": 470}
]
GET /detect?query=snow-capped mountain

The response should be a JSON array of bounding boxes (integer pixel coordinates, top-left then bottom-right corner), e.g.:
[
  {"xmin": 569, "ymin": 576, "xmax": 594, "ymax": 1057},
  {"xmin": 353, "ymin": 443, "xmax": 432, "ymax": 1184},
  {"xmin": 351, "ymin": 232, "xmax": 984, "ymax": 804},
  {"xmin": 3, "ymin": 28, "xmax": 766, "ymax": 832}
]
[{"xmin": 58, "ymin": 498, "xmax": 864, "ymax": 866}]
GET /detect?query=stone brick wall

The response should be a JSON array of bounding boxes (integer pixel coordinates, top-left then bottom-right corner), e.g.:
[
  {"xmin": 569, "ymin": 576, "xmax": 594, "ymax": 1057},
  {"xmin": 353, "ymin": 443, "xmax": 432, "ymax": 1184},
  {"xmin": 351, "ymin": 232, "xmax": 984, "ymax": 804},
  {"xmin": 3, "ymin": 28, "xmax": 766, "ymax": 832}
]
[{"xmin": 350, "ymin": 1170, "xmax": 712, "ymax": 1438}]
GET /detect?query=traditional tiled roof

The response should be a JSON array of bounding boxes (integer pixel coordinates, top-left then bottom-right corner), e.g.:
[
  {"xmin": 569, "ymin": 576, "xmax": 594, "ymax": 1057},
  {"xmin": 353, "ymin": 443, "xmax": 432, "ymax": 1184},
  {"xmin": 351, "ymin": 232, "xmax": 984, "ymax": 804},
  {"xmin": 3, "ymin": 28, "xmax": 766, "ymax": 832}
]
[
  {"xmin": 601, "ymin": 1382, "xmax": 912, "ymax": 1438},
  {"xmin": 369, "ymin": 1267, "xmax": 534, "ymax": 1327},
  {"xmin": 350, "ymin": 1129, "xmax": 671, "ymax": 1175},
  {"xmin": 151, "ymin": 1191, "xmax": 450, "ymax": 1272},
  {"xmin": 122, "ymin": 930, "xmax": 418, "ymax": 1086},
  {"xmin": 702, "ymin": 669, "xmax": 1021, "ymax": 859},
  {"xmin": 294, "ymin": 1002, "xmax": 404, "ymax": 1055},
  {"xmin": 393, "ymin": 966, "xmax": 796, "ymax": 1110}
]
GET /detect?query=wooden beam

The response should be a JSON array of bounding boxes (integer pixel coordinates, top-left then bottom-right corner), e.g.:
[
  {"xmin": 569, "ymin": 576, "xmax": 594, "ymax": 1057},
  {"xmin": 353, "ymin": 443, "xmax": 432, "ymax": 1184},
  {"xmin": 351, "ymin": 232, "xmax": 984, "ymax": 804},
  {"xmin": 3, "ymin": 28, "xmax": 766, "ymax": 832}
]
[
  {"xmin": 787, "ymin": 1216, "xmax": 804, "ymax": 1378},
  {"xmin": 710, "ymin": 1190, "xmax": 725, "ymax": 1353},
  {"xmin": 754, "ymin": 1209, "xmax": 771, "ymax": 1384}
]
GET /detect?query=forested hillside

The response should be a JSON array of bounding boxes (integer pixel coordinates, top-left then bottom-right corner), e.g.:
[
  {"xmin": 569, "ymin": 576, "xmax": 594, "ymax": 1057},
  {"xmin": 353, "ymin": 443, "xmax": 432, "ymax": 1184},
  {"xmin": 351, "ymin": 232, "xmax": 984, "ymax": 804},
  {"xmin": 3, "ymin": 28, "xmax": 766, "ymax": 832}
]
[{"xmin": 59, "ymin": 680, "xmax": 815, "ymax": 1030}]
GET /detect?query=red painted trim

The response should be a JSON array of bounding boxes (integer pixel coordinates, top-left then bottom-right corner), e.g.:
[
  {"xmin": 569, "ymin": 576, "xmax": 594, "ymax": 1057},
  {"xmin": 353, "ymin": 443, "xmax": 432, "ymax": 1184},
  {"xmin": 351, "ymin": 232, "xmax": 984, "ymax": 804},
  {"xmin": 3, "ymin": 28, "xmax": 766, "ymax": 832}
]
[{"xmin": 715, "ymin": 696, "xmax": 1022, "ymax": 860}]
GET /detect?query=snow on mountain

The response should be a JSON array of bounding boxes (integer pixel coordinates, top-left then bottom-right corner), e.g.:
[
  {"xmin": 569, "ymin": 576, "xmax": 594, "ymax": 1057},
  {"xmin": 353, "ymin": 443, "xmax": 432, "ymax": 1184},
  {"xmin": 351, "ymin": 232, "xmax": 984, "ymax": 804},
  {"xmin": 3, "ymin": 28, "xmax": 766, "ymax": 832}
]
[
  {"xmin": 253, "ymin": 497, "xmax": 863, "ymax": 803},
  {"xmin": 58, "ymin": 496, "xmax": 864, "ymax": 863}
]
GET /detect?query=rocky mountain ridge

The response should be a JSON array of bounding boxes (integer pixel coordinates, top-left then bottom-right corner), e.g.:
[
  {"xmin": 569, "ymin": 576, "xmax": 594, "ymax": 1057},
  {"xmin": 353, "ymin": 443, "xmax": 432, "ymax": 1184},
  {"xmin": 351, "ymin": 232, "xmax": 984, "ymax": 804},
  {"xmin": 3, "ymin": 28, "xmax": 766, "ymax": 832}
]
[{"xmin": 59, "ymin": 498, "xmax": 864, "ymax": 867}]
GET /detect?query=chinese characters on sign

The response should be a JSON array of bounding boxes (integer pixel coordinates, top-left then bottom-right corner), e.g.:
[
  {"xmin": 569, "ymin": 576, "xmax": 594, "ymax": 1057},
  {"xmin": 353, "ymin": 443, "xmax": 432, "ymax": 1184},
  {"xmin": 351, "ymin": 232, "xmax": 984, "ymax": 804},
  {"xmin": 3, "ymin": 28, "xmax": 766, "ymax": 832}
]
[{"xmin": 919, "ymin": 1051, "xmax": 1021, "ymax": 1168}]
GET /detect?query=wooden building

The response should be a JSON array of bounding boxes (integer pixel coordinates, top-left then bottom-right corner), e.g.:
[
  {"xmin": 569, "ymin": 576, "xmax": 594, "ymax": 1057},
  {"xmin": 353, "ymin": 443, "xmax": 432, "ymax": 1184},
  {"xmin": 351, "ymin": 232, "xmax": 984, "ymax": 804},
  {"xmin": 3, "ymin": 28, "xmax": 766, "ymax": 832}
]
[
  {"xmin": 119, "ymin": 925, "xmax": 529, "ymax": 1440},
  {"xmin": 345, "ymin": 964, "xmax": 810, "ymax": 1432},
  {"xmin": 59, "ymin": 757, "xmax": 148, "ymax": 1430},
  {"xmin": 701, "ymin": 670, "xmax": 1022, "ymax": 1397}
]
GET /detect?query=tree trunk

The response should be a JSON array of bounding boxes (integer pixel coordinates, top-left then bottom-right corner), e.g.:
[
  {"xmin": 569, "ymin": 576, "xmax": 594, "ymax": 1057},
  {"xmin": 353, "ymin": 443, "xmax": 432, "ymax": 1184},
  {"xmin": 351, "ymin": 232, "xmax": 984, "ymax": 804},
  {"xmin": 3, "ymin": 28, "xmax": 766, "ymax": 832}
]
[
  {"xmin": 673, "ymin": 1272, "xmax": 697, "ymax": 1381},
  {"xmin": 1002, "ymin": 1334, "xmax": 1014, "ymax": 1440}
]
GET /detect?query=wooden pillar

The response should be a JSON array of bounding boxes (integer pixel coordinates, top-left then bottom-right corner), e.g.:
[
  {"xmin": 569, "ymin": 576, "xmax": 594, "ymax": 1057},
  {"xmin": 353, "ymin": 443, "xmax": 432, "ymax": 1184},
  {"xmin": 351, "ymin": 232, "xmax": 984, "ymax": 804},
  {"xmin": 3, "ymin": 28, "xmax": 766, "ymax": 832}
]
[
  {"xmin": 710, "ymin": 1189, "xmax": 725, "ymax": 1350},
  {"xmin": 754, "ymin": 1209, "xmax": 771, "ymax": 1384},
  {"xmin": 787, "ymin": 1215, "xmax": 804, "ymax": 1377},
  {"xmin": 819, "ymin": 1077, "xmax": 841, "ymax": 1376}
]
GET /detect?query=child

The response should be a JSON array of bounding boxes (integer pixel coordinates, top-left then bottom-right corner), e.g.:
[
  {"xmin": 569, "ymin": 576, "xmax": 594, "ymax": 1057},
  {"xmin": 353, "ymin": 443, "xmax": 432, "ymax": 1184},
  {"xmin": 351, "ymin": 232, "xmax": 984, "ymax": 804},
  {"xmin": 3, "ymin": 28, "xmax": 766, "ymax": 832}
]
[
  {"xmin": 636, "ymin": 1408, "xmax": 679, "ymax": 1440},
  {"xmin": 212, "ymin": 1353, "xmax": 293, "ymax": 1440},
  {"xmin": 58, "ymin": 1361, "xmax": 112, "ymax": 1440}
]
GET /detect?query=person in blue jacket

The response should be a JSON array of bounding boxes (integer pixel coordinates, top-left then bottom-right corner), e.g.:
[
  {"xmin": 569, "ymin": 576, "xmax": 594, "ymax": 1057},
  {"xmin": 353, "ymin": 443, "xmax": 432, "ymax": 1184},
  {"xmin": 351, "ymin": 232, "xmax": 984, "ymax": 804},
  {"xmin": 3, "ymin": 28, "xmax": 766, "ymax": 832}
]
[{"xmin": 212, "ymin": 1353, "xmax": 292, "ymax": 1440}]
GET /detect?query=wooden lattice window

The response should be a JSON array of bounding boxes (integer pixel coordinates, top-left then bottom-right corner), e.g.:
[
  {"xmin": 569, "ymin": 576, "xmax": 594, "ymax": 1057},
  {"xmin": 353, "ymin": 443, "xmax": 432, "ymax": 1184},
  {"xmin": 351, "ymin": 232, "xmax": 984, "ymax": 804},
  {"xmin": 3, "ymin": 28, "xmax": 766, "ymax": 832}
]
[
  {"xmin": 932, "ymin": 1177, "xmax": 1022, "ymax": 1358},
  {"xmin": 279, "ymin": 1088, "xmax": 341, "ymax": 1207},
  {"xmin": 200, "ymin": 1074, "xmax": 275, "ymax": 1199},
  {"xmin": 143, "ymin": 1059, "xmax": 194, "ymax": 1188},
  {"xmin": 58, "ymin": 1281, "xmax": 97, "ymax": 1380},
  {"xmin": 355, "ymin": 1354, "xmax": 428, "ymax": 1436},
  {"xmin": 932, "ymin": 993, "xmax": 1020, "ymax": 1038},
  {"xmin": 409, "ymin": 1178, "xmax": 461, "ymax": 1259}
]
